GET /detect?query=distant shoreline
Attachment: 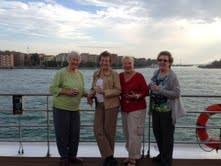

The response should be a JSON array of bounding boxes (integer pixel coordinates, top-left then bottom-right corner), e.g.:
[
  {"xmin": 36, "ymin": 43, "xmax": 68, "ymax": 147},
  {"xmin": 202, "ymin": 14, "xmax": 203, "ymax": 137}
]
[
  {"xmin": 0, "ymin": 65, "xmax": 199, "ymax": 70},
  {"xmin": 0, "ymin": 66, "xmax": 154, "ymax": 70},
  {"xmin": 4, "ymin": 65, "xmax": 221, "ymax": 70},
  {"xmin": 198, "ymin": 66, "xmax": 221, "ymax": 69}
]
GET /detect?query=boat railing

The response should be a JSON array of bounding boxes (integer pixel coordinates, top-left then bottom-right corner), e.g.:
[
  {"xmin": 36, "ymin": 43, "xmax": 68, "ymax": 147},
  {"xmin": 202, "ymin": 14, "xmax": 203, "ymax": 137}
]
[{"xmin": 0, "ymin": 93, "xmax": 221, "ymax": 157}]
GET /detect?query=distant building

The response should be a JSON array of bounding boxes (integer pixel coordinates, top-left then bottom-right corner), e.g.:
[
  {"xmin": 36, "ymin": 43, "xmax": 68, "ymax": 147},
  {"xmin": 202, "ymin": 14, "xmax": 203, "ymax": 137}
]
[
  {"xmin": 111, "ymin": 54, "xmax": 118, "ymax": 65},
  {"xmin": 80, "ymin": 53, "xmax": 90, "ymax": 64},
  {"xmin": 0, "ymin": 54, "xmax": 14, "ymax": 68},
  {"xmin": 14, "ymin": 53, "xmax": 25, "ymax": 66},
  {"xmin": 88, "ymin": 54, "xmax": 97, "ymax": 63},
  {"xmin": 135, "ymin": 58, "xmax": 146, "ymax": 66},
  {"xmin": 24, "ymin": 54, "xmax": 32, "ymax": 66},
  {"xmin": 117, "ymin": 56, "xmax": 123, "ymax": 66},
  {"xmin": 42, "ymin": 55, "xmax": 55, "ymax": 62},
  {"xmin": 56, "ymin": 53, "xmax": 68, "ymax": 63}
]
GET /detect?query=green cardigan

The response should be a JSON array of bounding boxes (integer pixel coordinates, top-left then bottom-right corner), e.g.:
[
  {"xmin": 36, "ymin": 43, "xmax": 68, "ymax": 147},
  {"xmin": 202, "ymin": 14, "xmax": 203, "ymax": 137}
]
[{"xmin": 49, "ymin": 67, "xmax": 85, "ymax": 111}]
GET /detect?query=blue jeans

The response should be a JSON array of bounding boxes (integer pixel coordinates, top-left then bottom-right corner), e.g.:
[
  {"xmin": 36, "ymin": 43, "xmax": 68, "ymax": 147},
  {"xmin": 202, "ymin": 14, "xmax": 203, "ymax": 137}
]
[{"xmin": 53, "ymin": 107, "xmax": 80, "ymax": 159}]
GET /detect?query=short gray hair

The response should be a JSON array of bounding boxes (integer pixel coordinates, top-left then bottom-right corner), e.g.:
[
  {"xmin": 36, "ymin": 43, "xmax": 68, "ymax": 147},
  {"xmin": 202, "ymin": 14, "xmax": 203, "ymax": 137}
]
[{"xmin": 67, "ymin": 51, "xmax": 81, "ymax": 63}]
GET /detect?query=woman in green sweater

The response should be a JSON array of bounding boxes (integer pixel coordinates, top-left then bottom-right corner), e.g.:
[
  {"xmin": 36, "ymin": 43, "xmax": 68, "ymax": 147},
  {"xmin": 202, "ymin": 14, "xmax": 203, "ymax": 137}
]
[{"xmin": 50, "ymin": 51, "xmax": 86, "ymax": 166}]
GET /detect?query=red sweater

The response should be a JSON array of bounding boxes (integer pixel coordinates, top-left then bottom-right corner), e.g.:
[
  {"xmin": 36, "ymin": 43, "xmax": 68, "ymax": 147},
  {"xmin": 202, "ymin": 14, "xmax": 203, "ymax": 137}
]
[{"xmin": 120, "ymin": 72, "xmax": 149, "ymax": 112}]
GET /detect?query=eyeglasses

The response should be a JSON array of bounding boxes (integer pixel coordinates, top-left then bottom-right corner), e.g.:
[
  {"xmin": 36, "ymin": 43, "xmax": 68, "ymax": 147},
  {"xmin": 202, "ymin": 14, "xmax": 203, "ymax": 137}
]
[{"xmin": 158, "ymin": 59, "xmax": 169, "ymax": 63}]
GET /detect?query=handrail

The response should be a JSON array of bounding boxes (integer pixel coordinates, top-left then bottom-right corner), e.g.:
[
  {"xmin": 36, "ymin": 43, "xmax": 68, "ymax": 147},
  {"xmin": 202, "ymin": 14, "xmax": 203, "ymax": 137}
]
[
  {"xmin": 1, "ymin": 93, "xmax": 221, "ymax": 98},
  {"xmin": 0, "ymin": 93, "xmax": 221, "ymax": 157}
]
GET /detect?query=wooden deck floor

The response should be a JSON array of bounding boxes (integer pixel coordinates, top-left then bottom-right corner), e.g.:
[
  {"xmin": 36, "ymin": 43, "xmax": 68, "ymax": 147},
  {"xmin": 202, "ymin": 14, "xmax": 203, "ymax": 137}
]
[{"xmin": 0, "ymin": 157, "xmax": 221, "ymax": 166}]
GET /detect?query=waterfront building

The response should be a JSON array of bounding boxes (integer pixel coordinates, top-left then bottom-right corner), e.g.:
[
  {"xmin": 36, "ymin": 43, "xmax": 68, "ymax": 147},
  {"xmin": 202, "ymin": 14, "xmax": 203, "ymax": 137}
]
[{"xmin": 0, "ymin": 54, "xmax": 14, "ymax": 68}]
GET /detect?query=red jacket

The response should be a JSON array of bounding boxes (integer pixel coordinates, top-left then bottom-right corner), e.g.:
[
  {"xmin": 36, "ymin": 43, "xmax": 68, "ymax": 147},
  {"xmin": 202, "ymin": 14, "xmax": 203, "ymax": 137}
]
[{"xmin": 120, "ymin": 72, "xmax": 149, "ymax": 112}]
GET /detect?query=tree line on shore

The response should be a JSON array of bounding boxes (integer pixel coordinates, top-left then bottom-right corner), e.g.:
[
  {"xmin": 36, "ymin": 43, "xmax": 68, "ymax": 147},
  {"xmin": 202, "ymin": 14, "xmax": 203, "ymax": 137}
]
[{"xmin": 198, "ymin": 59, "xmax": 221, "ymax": 68}]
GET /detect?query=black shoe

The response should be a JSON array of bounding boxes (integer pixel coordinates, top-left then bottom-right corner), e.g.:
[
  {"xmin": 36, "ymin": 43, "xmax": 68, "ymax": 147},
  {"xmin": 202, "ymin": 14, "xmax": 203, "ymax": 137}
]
[
  {"xmin": 160, "ymin": 163, "xmax": 171, "ymax": 166},
  {"xmin": 109, "ymin": 157, "xmax": 118, "ymax": 166},
  {"xmin": 69, "ymin": 157, "xmax": 83, "ymax": 164},
  {"xmin": 160, "ymin": 160, "xmax": 172, "ymax": 166},
  {"xmin": 59, "ymin": 158, "xmax": 69, "ymax": 166},
  {"xmin": 103, "ymin": 156, "xmax": 118, "ymax": 166},
  {"xmin": 103, "ymin": 158, "xmax": 108, "ymax": 166},
  {"xmin": 152, "ymin": 154, "xmax": 161, "ymax": 163}
]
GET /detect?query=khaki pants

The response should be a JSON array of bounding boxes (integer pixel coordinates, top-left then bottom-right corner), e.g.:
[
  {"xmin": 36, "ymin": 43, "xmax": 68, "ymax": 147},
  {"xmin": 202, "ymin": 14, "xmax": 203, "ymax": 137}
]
[
  {"xmin": 94, "ymin": 103, "xmax": 119, "ymax": 158},
  {"xmin": 122, "ymin": 109, "xmax": 146, "ymax": 159}
]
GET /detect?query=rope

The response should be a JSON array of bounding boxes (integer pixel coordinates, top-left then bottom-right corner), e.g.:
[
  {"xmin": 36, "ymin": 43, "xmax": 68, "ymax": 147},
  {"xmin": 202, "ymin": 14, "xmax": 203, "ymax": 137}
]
[{"xmin": 195, "ymin": 128, "xmax": 213, "ymax": 152}]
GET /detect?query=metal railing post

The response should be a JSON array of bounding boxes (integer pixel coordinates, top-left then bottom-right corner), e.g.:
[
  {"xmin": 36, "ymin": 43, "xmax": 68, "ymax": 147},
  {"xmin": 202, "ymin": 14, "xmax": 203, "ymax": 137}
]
[
  {"xmin": 141, "ymin": 115, "xmax": 145, "ymax": 159},
  {"xmin": 146, "ymin": 111, "xmax": 151, "ymax": 158},
  {"xmin": 18, "ymin": 114, "xmax": 24, "ymax": 154},
  {"xmin": 46, "ymin": 96, "xmax": 50, "ymax": 157},
  {"xmin": 146, "ymin": 94, "xmax": 152, "ymax": 158}
]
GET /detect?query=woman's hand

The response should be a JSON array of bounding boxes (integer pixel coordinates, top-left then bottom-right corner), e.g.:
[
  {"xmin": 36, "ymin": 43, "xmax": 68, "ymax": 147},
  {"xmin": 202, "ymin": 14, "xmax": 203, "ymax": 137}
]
[
  {"xmin": 87, "ymin": 96, "xmax": 93, "ymax": 106},
  {"xmin": 62, "ymin": 88, "xmax": 79, "ymax": 96},
  {"xmin": 95, "ymin": 86, "xmax": 104, "ymax": 94},
  {"xmin": 150, "ymin": 84, "xmax": 160, "ymax": 92},
  {"xmin": 125, "ymin": 91, "xmax": 141, "ymax": 100},
  {"xmin": 86, "ymin": 90, "xmax": 95, "ymax": 105}
]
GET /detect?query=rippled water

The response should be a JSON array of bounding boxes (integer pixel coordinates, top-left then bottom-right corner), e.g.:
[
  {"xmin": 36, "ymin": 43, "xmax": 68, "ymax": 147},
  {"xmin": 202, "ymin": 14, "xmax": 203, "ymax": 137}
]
[{"xmin": 0, "ymin": 67, "xmax": 221, "ymax": 143}]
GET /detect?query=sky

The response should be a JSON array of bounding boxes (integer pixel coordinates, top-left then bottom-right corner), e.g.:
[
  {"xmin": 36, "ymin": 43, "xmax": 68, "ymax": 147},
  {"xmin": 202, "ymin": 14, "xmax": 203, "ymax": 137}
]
[{"xmin": 0, "ymin": 0, "xmax": 221, "ymax": 64}]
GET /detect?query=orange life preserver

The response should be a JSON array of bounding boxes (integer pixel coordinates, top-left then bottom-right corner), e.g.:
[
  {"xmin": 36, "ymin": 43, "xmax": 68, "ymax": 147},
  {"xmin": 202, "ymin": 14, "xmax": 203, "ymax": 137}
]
[{"xmin": 196, "ymin": 104, "xmax": 221, "ymax": 150}]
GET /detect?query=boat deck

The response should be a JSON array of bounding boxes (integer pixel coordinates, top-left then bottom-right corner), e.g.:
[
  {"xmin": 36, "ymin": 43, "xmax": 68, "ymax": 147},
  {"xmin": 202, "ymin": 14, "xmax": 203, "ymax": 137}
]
[
  {"xmin": 1, "ymin": 142, "xmax": 221, "ymax": 166},
  {"xmin": 1, "ymin": 157, "xmax": 221, "ymax": 166}
]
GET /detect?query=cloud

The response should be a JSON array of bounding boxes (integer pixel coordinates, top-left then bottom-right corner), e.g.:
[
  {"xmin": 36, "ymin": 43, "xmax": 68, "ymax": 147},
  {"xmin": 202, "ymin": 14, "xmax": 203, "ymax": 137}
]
[
  {"xmin": 80, "ymin": 0, "xmax": 221, "ymax": 22},
  {"xmin": 0, "ymin": 0, "xmax": 98, "ymax": 40},
  {"xmin": 0, "ymin": 0, "xmax": 221, "ymax": 63}
]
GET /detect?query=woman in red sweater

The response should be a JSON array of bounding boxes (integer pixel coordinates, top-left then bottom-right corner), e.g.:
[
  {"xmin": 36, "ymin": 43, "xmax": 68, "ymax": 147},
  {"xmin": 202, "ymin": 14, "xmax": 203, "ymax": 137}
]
[{"xmin": 120, "ymin": 56, "xmax": 149, "ymax": 166}]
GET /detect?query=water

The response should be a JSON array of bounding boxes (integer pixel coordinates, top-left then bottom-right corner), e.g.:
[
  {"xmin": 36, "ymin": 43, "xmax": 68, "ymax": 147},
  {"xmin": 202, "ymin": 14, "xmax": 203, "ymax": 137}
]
[{"xmin": 0, "ymin": 67, "xmax": 221, "ymax": 143}]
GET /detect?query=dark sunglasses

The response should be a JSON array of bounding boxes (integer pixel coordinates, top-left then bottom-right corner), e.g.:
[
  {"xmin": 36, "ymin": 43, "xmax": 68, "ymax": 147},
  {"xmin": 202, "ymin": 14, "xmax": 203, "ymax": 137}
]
[{"xmin": 158, "ymin": 59, "xmax": 169, "ymax": 63}]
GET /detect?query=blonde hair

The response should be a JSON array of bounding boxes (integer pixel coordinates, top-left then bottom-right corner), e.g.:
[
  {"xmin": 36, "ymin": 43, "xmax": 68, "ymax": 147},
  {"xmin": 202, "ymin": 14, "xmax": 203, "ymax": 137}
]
[{"xmin": 122, "ymin": 56, "xmax": 134, "ymax": 64}]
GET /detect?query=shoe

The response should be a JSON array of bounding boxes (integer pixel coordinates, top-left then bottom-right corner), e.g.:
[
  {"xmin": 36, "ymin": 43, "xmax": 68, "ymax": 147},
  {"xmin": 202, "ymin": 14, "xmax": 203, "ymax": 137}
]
[
  {"xmin": 109, "ymin": 157, "xmax": 118, "ymax": 166},
  {"xmin": 160, "ymin": 160, "xmax": 172, "ymax": 166},
  {"xmin": 59, "ymin": 158, "xmax": 69, "ymax": 166},
  {"xmin": 103, "ymin": 156, "xmax": 118, "ymax": 166},
  {"xmin": 123, "ymin": 158, "xmax": 129, "ymax": 165},
  {"xmin": 103, "ymin": 158, "xmax": 108, "ymax": 166},
  {"xmin": 69, "ymin": 157, "xmax": 83, "ymax": 164},
  {"xmin": 152, "ymin": 154, "xmax": 161, "ymax": 162},
  {"xmin": 126, "ymin": 158, "xmax": 136, "ymax": 166}
]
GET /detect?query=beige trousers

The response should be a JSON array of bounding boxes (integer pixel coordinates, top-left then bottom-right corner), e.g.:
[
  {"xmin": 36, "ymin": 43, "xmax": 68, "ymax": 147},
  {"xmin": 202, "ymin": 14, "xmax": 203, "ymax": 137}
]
[
  {"xmin": 94, "ymin": 103, "xmax": 119, "ymax": 158},
  {"xmin": 122, "ymin": 109, "xmax": 146, "ymax": 159}
]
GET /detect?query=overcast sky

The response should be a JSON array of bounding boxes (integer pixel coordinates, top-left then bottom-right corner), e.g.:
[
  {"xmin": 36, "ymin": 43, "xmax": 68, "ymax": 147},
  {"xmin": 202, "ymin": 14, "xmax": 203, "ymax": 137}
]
[{"xmin": 0, "ymin": 0, "xmax": 221, "ymax": 64}]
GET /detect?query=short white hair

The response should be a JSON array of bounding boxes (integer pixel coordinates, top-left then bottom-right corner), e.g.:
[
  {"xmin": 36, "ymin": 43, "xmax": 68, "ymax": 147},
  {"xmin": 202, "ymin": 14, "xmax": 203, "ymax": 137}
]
[
  {"xmin": 67, "ymin": 51, "xmax": 81, "ymax": 63},
  {"xmin": 122, "ymin": 56, "xmax": 134, "ymax": 64}
]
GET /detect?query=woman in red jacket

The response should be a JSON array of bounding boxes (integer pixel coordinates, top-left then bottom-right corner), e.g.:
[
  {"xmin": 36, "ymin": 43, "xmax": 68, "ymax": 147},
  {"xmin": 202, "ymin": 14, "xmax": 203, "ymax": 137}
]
[{"xmin": 120, "ymin": 56, "xmax": 149, "ymax": 166}]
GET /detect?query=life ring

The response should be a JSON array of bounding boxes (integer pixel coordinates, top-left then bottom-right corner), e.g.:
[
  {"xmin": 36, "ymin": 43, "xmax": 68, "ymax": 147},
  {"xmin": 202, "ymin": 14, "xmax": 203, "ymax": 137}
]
[{"xmin": 196, "ymin": 104, "xmax": 221, "ymax": 150}]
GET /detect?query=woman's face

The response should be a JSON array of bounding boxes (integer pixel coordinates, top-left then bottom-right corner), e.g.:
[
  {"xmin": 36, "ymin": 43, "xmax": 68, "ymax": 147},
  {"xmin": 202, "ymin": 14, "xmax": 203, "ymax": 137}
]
[
  {"xmin": 122, "ymin": 59, "xmax": 134, "ymax": 73},
  {"xmin": 99, "ymin": 56, "xmax": 111, "ymax": 70},
  {"xmin": 158, "ymin": 55, "xmax": 170, "ymax": 71},
  {"xmin": 68, "ymin": 57, "xmax": 80, "ymax": 70}
]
